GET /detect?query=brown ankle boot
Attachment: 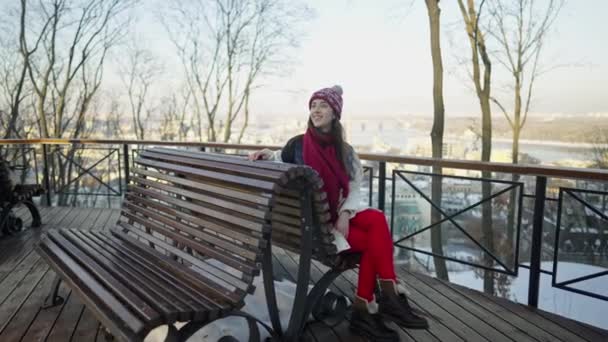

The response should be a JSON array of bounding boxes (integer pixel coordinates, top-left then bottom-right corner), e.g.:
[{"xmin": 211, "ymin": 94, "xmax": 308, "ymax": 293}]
[
  {"xmin": 350, "ymin": 297, "xmax": 399, "ymax": 342},
  {"xmin": 378, "ymin": 280, "xmax": 429, "ymax": 329}
]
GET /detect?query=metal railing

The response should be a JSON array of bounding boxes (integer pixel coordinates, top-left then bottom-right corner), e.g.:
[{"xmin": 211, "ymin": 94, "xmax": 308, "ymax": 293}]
[
  {"xmin": 1, "ymin": 138, "xmax": 607, "ymax": 310},
  {"xmin": 389, "ymin": 169, "xmax": 523, "ymax": 276},
  {"xmin": 554, "ymin": 187, "xmax": 608, "ymax": 301}
]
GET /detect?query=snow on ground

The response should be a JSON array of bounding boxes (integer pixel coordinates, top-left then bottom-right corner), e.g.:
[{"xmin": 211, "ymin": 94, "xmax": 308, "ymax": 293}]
[{"xmin": 145, "ymin": 273, "xmax": 313, "ymax": 341}]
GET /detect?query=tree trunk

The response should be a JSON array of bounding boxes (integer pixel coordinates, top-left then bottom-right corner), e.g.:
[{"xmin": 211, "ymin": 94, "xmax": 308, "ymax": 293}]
[
  {"xmin": 425, "ymin": 0, "xmax": 449, "ymax": 281},
  {"xmin": 457, "ymin": 0, "xmax": 496, "ymax": 295},
  {"xmin": 237, "ymin": 90, "xmax": 251, "ymax": 144}
]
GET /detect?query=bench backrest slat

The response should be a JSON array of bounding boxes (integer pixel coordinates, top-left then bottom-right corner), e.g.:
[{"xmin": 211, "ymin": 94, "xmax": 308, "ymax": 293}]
[
  {"xmin": 115, "ymin": 148, "xmax": 337, "ymax": 302},
  {"xmin": 122, "ymin": 201, "xmax": 261, "ymax": 265},
  {"xmin": 124, "ymin": 194, "xmax": 264, "ymax": 248},
  {"xmin": 133, "ymin": 167, "xmax": 272, "ymax": 206}
]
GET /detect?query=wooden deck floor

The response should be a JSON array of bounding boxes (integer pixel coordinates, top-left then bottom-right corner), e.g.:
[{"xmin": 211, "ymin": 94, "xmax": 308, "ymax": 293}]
[{"xmin": 1, "ymin": 206, "xmax": 607, "ymax": 342}]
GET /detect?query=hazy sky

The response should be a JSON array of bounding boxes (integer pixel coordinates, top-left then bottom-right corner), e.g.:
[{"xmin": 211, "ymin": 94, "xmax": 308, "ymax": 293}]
[{"xmin": 133, "ymin": 0, "xmax": 608, "ymax": 119}]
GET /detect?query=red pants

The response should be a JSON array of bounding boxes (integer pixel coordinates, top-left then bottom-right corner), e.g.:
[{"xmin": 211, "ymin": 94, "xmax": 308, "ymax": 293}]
[{"xmin": 346, "ymin": 209, "xmax": 397, "ymax": 302}]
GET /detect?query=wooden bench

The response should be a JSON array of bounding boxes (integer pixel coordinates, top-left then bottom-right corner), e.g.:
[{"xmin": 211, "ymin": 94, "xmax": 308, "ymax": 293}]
[
  {"xmin": 36, "ymin": 147, "xmax": 359, "ymax": 341},
  {"xmin": 0, "ymin": 157, "xmax": 43, "ymax": 235}
]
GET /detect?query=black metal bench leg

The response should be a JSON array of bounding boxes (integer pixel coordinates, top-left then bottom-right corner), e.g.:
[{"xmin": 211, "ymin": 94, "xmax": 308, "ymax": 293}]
[
  {"xmin": 164, "ymin": 324, "xmax": 180, "ymax": 342},
  {"xmin": 23, "ymin": 200, "xmax": 42, "ymax": 228},
  {"xmin": 262, "ymin": 240, "xmax": 283, "ymax": 336},
  {"xmin": 284, "ymin": 190, "xmax": 315, "ymax": 341},
  {"xmin": 298, "ymin": 268, "xmax": 349, "ymax": 331},
  {"xmin": 0, "ymin": 205, "xmax": 13, "ymax": 235},
  {"xmin": 42, "ymin": 274, "xmax": 64, "ymax": 309}
]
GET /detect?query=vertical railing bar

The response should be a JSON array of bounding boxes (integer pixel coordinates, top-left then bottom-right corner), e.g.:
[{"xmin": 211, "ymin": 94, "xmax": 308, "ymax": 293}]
[
  {"xmin": 390, "ymin": 169, "xmax": 396, "ymax": 236},
  {"xmin": 42, "ymin": 144, "xmax": 52, "ymax": 205},
  {"xmin": 528, "ymin": 176, "xmax": 547, "ymax": 307},
  {"xmin": 123, "ymin": 144, "xmax": 129, "ymax": 190},
  {"xmin": 378, "ymin": 161, "xmax": 386, "ymax": 211}
]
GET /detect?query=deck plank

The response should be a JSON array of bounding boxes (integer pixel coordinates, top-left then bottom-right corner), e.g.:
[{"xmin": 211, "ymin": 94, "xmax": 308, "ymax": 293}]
[
  {"xmin": 45, "ymin": 292, "xmax": 85, "ymax": 342},
  {"xmin": 70, "ymin": 308, "xmax": 100, "ymax": 341},
  {"xmin": 0, "ymin": 250, "xmax": 41, "ymax": 306},
  {"xmin": 80, "ymin": 208, "xmax": 104, "ymax": 231},
  {"xmin": 103, "ymin": 209, "xmax": 121, "ymax": 230},
  {"xmin": 443, "ymin": 279, "xmax": 604, "ymax": 342},
  {"xmin": 18, "ymin": 271, "xmax": 71, "ymax": 342},
  {"xmin": 0, "ymin": 230, "xmax": 39, "ymax": 282},
  {"xmin": 405, "ymin": 269, "xmax": 532, "ymax": 342},
  {"xmin": 90, "ymin": 208, "xmax": 114, "ymax": 231},
  {"xmin": 0, "ymin": 261, "xmax": 51, "ymax": 338},
  {"xmin": 62, "ymin": 208, "xmax": 95, "ymax": 229},
  {"xmin": 402, "ymin": 270, "xmax": 515, "ymax": 342},
  {"xmin": 45, "ymin": 207, "xmax": 76, "ymax": 227},
  {"xmin": 534, "ymin": 309, "xmax": 608, "ymax": 342}
]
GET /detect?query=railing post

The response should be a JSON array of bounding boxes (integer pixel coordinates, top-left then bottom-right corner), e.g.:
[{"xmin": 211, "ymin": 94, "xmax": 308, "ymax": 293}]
[
  {"xmin": 42, "ymin": 144, "xmax": 52, "ymax": 205},
  {"xmin": 528, "ymin": 176, "xmax": 547, "ymax": 307},
  {"xmin": 123, "ymin": 144, "xmax": 130, "ymax": 188},
  {"xmin": 378, "ymin": 161, "xmax": 386, "ymax": 211}
]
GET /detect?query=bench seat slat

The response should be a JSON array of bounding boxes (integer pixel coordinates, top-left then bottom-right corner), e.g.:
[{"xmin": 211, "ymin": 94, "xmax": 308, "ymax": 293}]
[
  {"xmin": 37, "ymin": 236, "xmax": 146, "ymax": 340},
  {"xmin": 107, "ymin": 229, "xmax": 244, "ymax": 305},
  {"xmin": 116, "ymin": 222, "xmax": 253, "ymax": 294},
  {"xmin": 96, "ymin": 232, "xmax": 231, "ymax": 312},
  {"xmin": 47, "ymin": 231, "xmax": 163, "ymax": 324},
  {"xmin": 84, "ymin": 231, "xmax": 226, "ymax": 320},
  {"xmin": 66, "ymin": 230, "xmax": 200, "ymax": 321}
]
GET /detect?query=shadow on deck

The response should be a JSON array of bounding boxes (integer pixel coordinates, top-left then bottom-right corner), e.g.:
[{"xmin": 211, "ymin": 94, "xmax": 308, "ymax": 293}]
[{"xmin": 0, "ymin": 207, "xmax": 607, "ymax": 342}]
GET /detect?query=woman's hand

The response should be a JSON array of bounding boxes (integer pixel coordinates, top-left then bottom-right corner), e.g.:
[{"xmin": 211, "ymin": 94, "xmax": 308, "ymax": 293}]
[
  {"xmin": 248, "ymin": 148, "xmax": 272, "ymax": 161},
  {"xmin": 335, "ymin": 211, "xmax": 351, "ymax": 239}
]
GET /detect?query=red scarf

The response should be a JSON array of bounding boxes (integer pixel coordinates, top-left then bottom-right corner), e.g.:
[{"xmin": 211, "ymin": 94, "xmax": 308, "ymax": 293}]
[{"xmin": 303, "ymin": 127, "xmax": 350, "ymax": 223}]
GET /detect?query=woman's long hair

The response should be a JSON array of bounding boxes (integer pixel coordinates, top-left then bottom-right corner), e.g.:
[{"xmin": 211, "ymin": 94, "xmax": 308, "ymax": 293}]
[{"xmin": 307, "ymin": 118, "xmax": 352, "ymax": 179}]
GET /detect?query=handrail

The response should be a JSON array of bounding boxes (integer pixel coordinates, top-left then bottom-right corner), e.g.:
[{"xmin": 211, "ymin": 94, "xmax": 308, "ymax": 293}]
[{"xmin": 1, "ymin": 138, "xmax": 607, "ymax": 181}]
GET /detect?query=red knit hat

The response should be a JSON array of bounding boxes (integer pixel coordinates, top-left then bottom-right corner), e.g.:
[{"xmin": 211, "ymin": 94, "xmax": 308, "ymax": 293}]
[{"xmin": 309, "ymin": 85, "xmax": 344, "ymax": 119}]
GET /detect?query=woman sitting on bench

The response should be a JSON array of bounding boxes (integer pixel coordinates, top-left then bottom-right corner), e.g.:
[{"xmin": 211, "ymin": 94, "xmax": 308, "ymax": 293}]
[{"xmin": 250, "ymin": 85, "xmax": 428, "ymax": 341}]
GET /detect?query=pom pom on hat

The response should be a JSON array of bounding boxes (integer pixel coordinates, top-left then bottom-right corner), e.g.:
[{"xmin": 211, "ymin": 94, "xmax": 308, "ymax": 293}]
[
  {"xmin": 309, "ymin": 85, "xmax": 344, "ymax": 119},
  {"xmin": 331, "ymin": 85, "xmax": 343, "ymax": 96}
]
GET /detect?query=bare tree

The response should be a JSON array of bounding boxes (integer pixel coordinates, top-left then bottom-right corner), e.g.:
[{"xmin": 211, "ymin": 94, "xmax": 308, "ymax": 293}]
[
  {"xmin": 119, "ymin": 44, "xmax": 163, "ymax": 140},
  {"xmin": 104, "ymin": 93, "xmax": 124, "ymax": 139},
  {"xmin": 489, "ymin": 0, "xmax": 564, "ymax": 165},
  {"xmin": 425, "ymin": 0, "xmax": 449, "ymax": 281},
  {"xmin": 591, "ymin": 130, "xmax": 608, "ymax": 169},
  {"xmin": 486, "ymin": 0, "xmax": 564, "ymax": 264},
  {"xmin": 158, "ymin": 87, "xmax": 193, "ymax": 141},
  {"xmin": 161, "ymin": 0, "xmax": 309, "ymax": 143},
  {"xmin": 457, "ymin": 0, "xmax": 497, "ymax": 294},
  {"xmin": 0, "ymin": 1, "xmax": 51, "ymax": 139},
  {"xmin": 21, "ymin": 0, "xmax": 133, "ymax": 139},
  {"xmin": 18, "ymin": 0, "xmax": 135, "ymax": 205}
]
